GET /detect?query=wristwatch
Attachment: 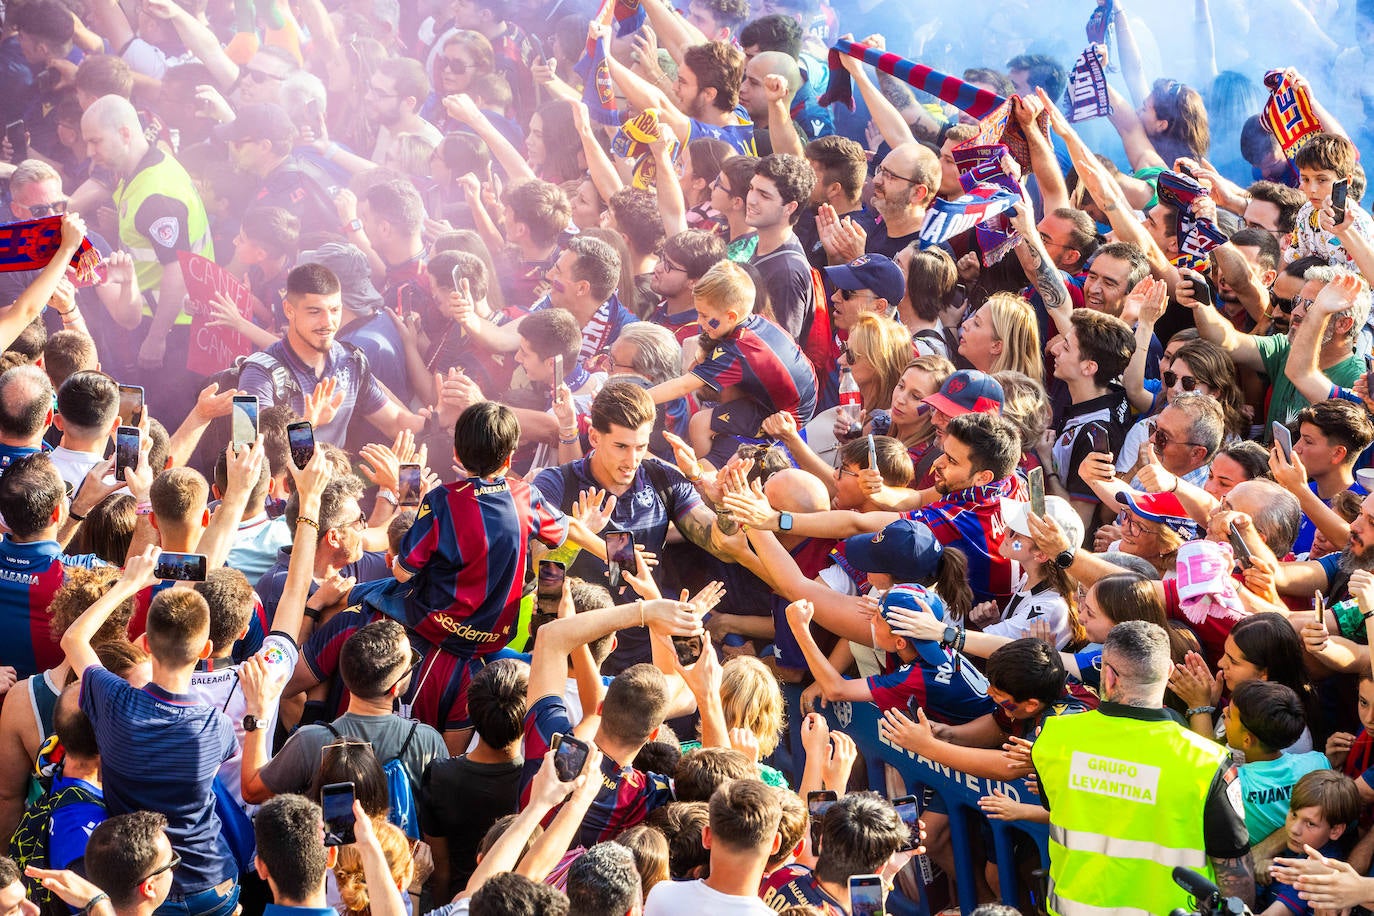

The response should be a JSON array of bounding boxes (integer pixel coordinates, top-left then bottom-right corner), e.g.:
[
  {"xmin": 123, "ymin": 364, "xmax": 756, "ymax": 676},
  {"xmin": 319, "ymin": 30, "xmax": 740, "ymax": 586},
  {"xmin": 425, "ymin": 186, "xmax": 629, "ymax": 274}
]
[
  {"xmin": 1053, "ymin": 547, "xmax": 1077, "ymax": 570},
  {"xmin": 242, "ymin": 714, "xmax": 263, "ymax": 732},
  {"xmin": 343, "ymin": 218, "xmax": 363, "ymax": 233},
  {"xmin": 941, "ymin": 624, "xmax": 958, "ymax": 648},
  {"xmin": 778, "ymin": 511, "xmax": 794, "ymax": 532}
]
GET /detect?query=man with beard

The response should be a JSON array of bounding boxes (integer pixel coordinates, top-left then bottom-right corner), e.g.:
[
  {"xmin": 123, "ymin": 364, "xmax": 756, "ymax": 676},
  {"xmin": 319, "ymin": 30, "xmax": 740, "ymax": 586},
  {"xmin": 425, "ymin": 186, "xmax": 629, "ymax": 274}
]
[
  {"xmin": 1191, "ymin": 264, "xmax": 1368, "ymax": 432},
  {"xmin": 237, "ymin": 263, "xmax": 427, "ymax": 446},
  {"xmin": 599, "ymin": 33, "xmax": 755, "ymax": 155},
  {"xmin": 1266, "ymin": 493, "xmax": 1374, "ymax": 645},
  {"xmin": 865, "ymin": 142, "xmax": 939, "ymax": 259},
  {"xmin": 366, "ymin": 58, "xmax": 443, "ymax": 165},
  {"xmin": 725, "ymin": 411, "xmax": 1024, "ymax": 605}
]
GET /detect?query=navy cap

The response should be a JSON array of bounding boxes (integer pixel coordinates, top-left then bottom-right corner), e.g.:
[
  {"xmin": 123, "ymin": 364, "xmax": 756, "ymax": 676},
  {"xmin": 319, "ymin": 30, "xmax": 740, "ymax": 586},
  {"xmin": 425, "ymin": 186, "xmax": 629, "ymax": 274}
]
[
  {"xmin": 842, "ymin": 518, "xmax": 943, "ymax": 580},
  {"xmin": 879, "ymin": 583, "xmax": 953, "ymax": 668},
  {"xmin": 823, "ymin": 253, "xmax": 906, "ymax": 306},
  {"xmin": 922, "ymin": 370, "xmax": 1004, "ymax": 417}
]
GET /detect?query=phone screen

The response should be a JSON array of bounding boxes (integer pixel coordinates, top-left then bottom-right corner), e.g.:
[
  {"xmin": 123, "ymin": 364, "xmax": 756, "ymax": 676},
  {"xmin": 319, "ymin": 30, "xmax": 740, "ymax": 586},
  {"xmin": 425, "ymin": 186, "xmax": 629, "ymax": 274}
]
[
  {"xmin": 231, "ymin": 396, "xmax": 259, "ymax": 447},
  {"xmin": 848, "ymin": 875, "xmax": 885, "ymax": 915},
  {"xmin": 322, "ymin": 782, "xmax": 356, "ymax": 846},
  {"xmin": 671, "ymin": 634, "xmax": 703, "ymax": 667},
  {"xmin": 6, "ymin": 121, "xmax": 25, "ymax": 164},
  {"xmin": 537, "ymin": 560, "xmax": 565, "ymax": 614},
  {"xmin": 554, "ymin": 734, "xmax": 590, "ymax": 781},
  {"xmin": 287, "ymin": 421, "xmax": 315, "ymax": 470},
  {"xmin": 118, "ymin": 385, "xmax": 144, "ymax": 426},
  {"xmin": 116, "ymin": 426, "xmax": 139, "ymax": 482},
  {"xmin": 605, "ymin": 532, "xmax": 634, "ymax": 588},
  {"xmin": 893, "ymin": 795, "xmax": 921, "ymax": 851},
  {"xmin": 398, "ymin": 464, "xmax": 423, "ymax": 507},
  {"xmin": 808, "ymin": 790, "xmax": 837, "ymax": 848},
  {"xmin": 155, "ymin": 552, "xmax": 208, "ymax": 582}
]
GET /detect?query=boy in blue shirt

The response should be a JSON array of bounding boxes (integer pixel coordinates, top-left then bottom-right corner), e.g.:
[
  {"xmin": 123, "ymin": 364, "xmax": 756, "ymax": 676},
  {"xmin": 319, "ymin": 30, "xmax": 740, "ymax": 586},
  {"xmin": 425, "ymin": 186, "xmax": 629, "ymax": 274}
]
[
  {"xmin": 1228, "ymin": 680, "xmax": 1331, "ymax": 845},
  {"xmin": 1262, "ymin": 770, "xmax": 1362, "ymax": 916}
]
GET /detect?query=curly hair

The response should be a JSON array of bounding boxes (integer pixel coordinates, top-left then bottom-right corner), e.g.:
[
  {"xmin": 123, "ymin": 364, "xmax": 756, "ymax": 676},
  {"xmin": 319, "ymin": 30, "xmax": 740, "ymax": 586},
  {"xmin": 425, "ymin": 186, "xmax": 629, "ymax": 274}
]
[{"xmin": 335, "ymin": 818, "xmax": 414, "ymax": 915}]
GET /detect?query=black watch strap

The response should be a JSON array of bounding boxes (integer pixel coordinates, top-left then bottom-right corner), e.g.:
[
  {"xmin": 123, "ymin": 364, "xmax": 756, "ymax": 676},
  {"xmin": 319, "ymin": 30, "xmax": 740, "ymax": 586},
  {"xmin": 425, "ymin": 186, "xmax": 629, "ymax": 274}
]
[{"xmin": 1053, "ymin": 547, "xmax": 1077, "ymax": 570}]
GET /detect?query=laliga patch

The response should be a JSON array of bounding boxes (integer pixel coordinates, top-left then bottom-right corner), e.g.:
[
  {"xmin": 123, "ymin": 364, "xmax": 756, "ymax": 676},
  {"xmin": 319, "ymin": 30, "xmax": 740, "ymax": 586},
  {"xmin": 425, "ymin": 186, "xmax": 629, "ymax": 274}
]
[{"xmin": 150, "ymin": 216, "xmax": 180, "ymax": 248}]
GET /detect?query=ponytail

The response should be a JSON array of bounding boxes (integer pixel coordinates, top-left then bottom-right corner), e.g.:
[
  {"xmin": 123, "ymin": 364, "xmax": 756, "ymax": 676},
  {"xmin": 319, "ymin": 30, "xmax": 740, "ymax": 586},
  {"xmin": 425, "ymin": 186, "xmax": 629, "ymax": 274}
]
[{"xmin": 934, "ymin": 547, "xmax": 972, "ymax": 621}]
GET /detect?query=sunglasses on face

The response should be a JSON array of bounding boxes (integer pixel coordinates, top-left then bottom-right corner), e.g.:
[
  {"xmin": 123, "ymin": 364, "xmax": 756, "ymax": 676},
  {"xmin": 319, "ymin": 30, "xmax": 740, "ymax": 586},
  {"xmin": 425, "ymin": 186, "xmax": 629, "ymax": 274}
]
[
  {"xmin": 440, "ymin": 57, "xmax": 471, "ymax": 74},
  {"xmin": 1162, "ymin": 370, "xmax": 1198, "ymax": 391},
  {"xmin": 25, "ymin": 199, "xmax": 67, "ymax": 217}
]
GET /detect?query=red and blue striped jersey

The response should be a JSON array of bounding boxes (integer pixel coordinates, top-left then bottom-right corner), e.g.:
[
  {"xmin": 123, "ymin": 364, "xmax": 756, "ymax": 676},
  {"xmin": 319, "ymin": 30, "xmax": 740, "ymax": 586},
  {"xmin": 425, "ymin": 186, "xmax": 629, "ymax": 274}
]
[
  {"xmin": 904, "ymin": 476, "xmax": 1022, "ymax": 605},
  {"xmin": 0, "ymin": 537, "xmax": 100, "ymax": 680},
  {"xmin": 867, "ymin": 655, "xmax": 995, "ymax": 722},
  {"xmin": 520, "ymin": 694, "xmax": 673, "ymax": 847},
  {"xmin": 396, "ymin": 476, "xmax": 567, "ymax": 656},
  {"xmin": 691, "ymin": 314, "xmax": 817, "ymax": 426}
]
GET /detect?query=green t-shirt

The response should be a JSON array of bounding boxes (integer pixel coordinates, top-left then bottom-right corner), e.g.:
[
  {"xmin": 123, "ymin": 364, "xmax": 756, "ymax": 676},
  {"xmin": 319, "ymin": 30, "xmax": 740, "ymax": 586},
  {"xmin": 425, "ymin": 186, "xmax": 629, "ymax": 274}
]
[
  {"xmin": 678, "ymin": 740, "xmax": 790, "ymax": 789},
  {"xmin": 1134, "ymin": 165, "xmax": 1167, "ymax": 210},
  {"xmin": 1255, "ymin": 334, "xmax": 1365, "ymax": 432},
  {"xmin": 726, "ymin": 232, "xmax": 759, "ymax": 263}
]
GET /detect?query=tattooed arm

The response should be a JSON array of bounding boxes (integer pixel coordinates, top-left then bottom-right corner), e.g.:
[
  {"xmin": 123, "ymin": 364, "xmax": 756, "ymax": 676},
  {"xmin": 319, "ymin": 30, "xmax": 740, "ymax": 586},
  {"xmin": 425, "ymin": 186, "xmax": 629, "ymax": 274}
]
[
  {"xmin": 1211, "ymin": 853, "xmax": 1257, "ymax": 906},
  {"xmin": 675, "ymin": 502, "xmax": 768, "ymax": 579},
  {"xmin": 1009, "ymin": 201, "xmax": 1073, "ymax": 336}
]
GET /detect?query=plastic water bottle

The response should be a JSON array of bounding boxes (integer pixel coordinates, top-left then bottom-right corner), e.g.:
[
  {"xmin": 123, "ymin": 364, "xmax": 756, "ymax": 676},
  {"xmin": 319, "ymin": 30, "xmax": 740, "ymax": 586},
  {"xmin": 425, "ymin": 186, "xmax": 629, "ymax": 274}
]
[{"xmin": 838, "ymin": 366, "xmax": 863, "ymax": 439}]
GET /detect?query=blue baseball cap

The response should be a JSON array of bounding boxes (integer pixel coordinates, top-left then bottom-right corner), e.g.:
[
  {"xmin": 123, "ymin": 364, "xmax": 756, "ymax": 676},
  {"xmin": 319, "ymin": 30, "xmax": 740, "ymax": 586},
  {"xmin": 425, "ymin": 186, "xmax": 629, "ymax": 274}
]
[
  {"xmin": 823, "ymin": 253, "xmax": 906, "ymax": 306},
  {"xmin": 841, "ymin": 518, "xmax": 944, "ymax": 581},
  {"xmin": 879, "ymin": 583, "xmax": 953, "ymax": 668}
]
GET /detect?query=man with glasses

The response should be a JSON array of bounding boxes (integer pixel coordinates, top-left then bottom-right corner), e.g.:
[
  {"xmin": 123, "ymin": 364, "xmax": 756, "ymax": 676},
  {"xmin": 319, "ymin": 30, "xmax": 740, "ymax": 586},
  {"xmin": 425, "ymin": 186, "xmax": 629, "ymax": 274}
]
[
  {"xmin": 822, "ymin": 252, "xmax": 904, "ymax": 331},
  {"xmin": 242, "ymin": 618, "xmax": 448, "ymax": 804},
  {"xmin": 648, "ymin": 229, "xmax": 727, "ymax": 345},
  {"xmin": 366, "ymin": 58, "xmax": 443, "ymax": 166},
  {"xmin": 81, "ymin": 812, "xmax": 179, "ymax": 916},
  {"xmin": 1192, "ymin": 264, "xmax": 1368, "ymax": 435},
  {"xmin": 865, "ymin": 142, "xmax": 939, "ymax": 259},
  {"xmin": 215, "ymin": 103, "xmax": 337, "ymax": 238}
]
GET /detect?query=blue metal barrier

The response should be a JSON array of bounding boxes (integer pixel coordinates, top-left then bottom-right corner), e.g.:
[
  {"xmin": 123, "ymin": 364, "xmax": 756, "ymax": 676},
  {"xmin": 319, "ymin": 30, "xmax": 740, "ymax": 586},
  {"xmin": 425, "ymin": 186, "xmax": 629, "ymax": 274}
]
[{"xmin": 778, "ymin": 685, "xmax": 1049, "ymax": 915}]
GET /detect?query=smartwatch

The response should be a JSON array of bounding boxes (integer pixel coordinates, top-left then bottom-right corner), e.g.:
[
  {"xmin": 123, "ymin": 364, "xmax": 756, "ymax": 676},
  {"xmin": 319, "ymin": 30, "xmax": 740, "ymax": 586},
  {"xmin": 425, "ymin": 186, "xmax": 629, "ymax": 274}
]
[
  {"xmin": 778, "ymin": 511, "xmax": 794, "ymax": 532},
  {"xmin": 344, "ymin": 218, "xmax": 363, "ymax": 233},
  {"xmin": 1053, "ymin": 547, "xmax": 1077, "ymax": 570},
  {"xmin": 243, "ymin": 714, "xmax": 263, "ymax": 732},
  {"xmin": 941, "ymin": 624, "xmax": 958, "ymax": 647}
]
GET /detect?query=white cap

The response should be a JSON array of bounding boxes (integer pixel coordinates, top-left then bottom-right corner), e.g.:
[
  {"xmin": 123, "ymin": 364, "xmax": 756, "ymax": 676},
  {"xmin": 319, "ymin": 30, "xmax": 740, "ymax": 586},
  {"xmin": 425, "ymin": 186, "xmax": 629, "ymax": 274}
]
[{"xmin": 1000, "ymin": 495, "xmax": 1086, "ymax": 550}]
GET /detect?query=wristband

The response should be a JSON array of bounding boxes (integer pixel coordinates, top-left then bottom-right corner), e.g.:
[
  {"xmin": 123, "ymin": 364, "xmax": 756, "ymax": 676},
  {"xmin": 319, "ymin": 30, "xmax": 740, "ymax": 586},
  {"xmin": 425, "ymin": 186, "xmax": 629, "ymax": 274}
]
[
  {"xmin": 638, "ymin": 600, "xmax": 645, "ymax": 629},
  {"xmin": 1185, "ymin": 705, "xmax": 1216, "ymax": 718},
  {"xmin": 1362, "ymin": 609, "xmax": 1374, "ymax": 623},
  {"xmin": 376, "ymin": 489, "xmax": 398, "ymax": 507},
  {"xmin": 69, "ymin": 509, "xmax": 86, "ymax": 521},
  {"xmin": 297, "ymin": 517, "xmax": 320, "ymax": 532},
  {"xmin": 324, "ymin": 141, "xmax": 340, "ymax": 161},
  {"xmin": 136, "ymin": 501, "xmax": 153, "ymax": 516},
  {"xmin": 80, "ymin": 893, "xmax": 109, "ymax": 916}
]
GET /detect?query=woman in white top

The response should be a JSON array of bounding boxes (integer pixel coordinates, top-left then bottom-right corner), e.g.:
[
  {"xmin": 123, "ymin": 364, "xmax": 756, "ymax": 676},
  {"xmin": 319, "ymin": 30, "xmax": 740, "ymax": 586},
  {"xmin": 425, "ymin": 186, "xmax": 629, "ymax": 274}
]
[{"xmin": 974, "ymin": 496, "xmax": 1086, "ymax": 651}]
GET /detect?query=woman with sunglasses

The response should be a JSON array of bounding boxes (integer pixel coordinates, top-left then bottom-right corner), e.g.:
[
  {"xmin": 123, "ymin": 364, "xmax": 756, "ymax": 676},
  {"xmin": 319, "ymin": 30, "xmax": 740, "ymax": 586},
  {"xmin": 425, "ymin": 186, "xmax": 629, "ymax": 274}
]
[
  {"xmin": 423, "ymin": 31, "xmax": 495, "ymax": 121},
  {"xmin": 1121, "ymin": 340, "xmax": 1244, "ymax": 481},
  {"xmin": 1118, "ymin": 317, "xmax": 1200, "ymax": 472}
]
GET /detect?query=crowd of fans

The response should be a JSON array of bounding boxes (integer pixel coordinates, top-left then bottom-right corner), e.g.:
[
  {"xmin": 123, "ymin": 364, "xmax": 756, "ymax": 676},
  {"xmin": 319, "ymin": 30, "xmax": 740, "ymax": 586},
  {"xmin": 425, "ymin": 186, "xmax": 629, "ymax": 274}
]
[{"xmin": 4, "ymin": 0, "xmax": 1374, "ymax": 915}]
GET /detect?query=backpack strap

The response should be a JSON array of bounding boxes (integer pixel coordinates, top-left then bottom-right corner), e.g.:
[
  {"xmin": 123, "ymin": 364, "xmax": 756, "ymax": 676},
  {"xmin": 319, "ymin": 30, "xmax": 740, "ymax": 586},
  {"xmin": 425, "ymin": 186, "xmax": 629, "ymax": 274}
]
[
  {"xmin": 321, "ymin": 721, "xmax": 342, "ymax": 740},
  {"xmin": 393, "ymin": 720, "xmax": 421, "ymax": 762}
]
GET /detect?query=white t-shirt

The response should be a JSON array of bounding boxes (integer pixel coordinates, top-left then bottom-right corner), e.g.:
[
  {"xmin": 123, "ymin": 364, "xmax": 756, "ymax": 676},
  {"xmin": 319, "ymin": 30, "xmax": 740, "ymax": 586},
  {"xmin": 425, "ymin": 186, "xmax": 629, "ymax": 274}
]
[
  {"xmin": 644, "ymin": 878, "xmax": 773, "ymax": 915},
  {"xmin": 984, "ymin": 579, "xmax": 1073, "ymax": 649},
  {"xmin": 48, "ymin": 446, "xmax": 104, "ymax": 492},
  {"xmin": 187, "ymin": 633, "xmax": 299, "ymax": 812}
]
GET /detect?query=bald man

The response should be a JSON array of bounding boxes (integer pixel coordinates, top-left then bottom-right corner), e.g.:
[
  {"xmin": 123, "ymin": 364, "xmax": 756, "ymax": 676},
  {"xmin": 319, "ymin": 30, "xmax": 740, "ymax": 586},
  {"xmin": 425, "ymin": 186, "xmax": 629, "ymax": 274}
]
[
  {"xmin": 81, "ymin": 94, "xmax": 214, "ymax": 420},
  {"xmin": 739, "ymin": 51, "xmax": 806, "ymax": 156},
  {"xmin": 867, "ymin": 142, "xmax": 940, "ymax": 259}
]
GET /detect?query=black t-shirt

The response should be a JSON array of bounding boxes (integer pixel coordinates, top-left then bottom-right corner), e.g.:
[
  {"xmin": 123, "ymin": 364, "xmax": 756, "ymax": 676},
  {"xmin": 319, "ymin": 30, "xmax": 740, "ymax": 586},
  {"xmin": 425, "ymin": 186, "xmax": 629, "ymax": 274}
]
[
  {"xmin": 795, "ymin": 206, "xmax": 879, "ymax": 271},
  {"xmin": 1050, "ymin": 385, "xmax": 1132, "ymax": 502},
  {"xmin": 866, "ymin": 220, "xmax": 921, "ymax": 260},
  {"xmin": 750, "ymin": 235, "xmax": 815, "ymax": 340},
  {"xmin": 419, "ymin": 755, "xmax": 524, "ymax": 889}
]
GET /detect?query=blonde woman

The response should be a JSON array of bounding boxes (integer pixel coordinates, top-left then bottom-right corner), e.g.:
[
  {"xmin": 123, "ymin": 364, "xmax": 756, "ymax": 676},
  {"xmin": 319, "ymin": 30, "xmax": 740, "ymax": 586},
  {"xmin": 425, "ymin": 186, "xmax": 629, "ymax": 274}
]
[
  {"xmin": 958, "ymin": 292, "xmax": 1044, "ymax": 381},
  {"xmin": 680, "ymin": 656, "xmax": 788, "ymax": 788}
]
